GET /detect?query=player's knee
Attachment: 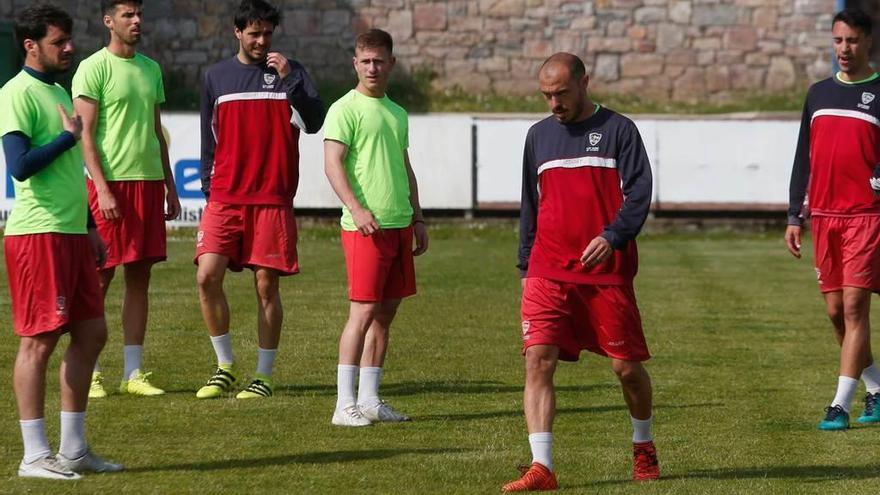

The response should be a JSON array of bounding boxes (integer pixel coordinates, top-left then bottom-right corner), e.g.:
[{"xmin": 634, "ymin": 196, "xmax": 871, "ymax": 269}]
[
  {"xmin": 842, "ymin": 303, "xmax": 869, "ymax": 326},
  {"xmin": 197, "ymin": 269, "xmax": 223, "ymax": 292},
  {"xmin": 524, "ymin": 351, "xmax": 556, "ymax": 378},
  {"xmin": 612, "ymin": 360, "xmax": 644, "ymax": 385},
  {"xmin": 18, "ymin": 337, "xmax": 56, "ymax": 363},
  {"xmin": 255, "ymin": 279, "xmax": 279, "ymax": 302}
]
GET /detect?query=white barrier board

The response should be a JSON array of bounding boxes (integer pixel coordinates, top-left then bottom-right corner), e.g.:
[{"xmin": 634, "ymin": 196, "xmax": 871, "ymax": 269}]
[{"xmin": 0, "ymin": 113, "xmax": 474, "ymax": 226}]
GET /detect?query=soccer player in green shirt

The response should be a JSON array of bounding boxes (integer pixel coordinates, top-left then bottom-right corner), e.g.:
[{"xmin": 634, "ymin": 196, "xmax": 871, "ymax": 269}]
[
  {"xmin": 1, "ymin": 4, "xmax": 122, "ymax": 479},
  {"xmin": 324, "ymin": 29, "xmax": 429, "ymax": 427},
  {"xmin": 72, "ymin": 0, "xmax": 180, "ymax": 398}
]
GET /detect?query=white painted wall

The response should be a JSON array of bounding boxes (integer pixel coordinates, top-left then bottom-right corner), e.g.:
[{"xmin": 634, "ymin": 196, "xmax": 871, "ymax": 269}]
[{"xmin": 0, "ymin": 114, "xmax": 800, "ymax": 227}]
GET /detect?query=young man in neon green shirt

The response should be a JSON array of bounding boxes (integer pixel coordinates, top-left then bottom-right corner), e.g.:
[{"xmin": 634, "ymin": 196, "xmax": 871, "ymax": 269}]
[
  {"xmin": 1, "ymin": 4, "xmax": 121, "ymax": 479},
  {"xmin": 72, "ymin": 0, "xmax": 180, "ymax": 398},
  {"xmin": 324, "ymin": 29, "xmax": 429, "ymax": 427}
]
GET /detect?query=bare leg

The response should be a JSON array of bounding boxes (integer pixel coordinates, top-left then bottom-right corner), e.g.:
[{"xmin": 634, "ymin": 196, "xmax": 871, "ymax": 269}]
[
  {"xmin": 196, "ymin": 253, "xmax": 230, "ymax": 337},
  {"xmin": 121, "ymin": 261, "xmax": 153, "ymax": 346},
  {"xmin": 14, "ymin": 333, "xmax": 61, "ymax": 420},
  {"xmin": 840, "ymin": 287, "xmax": 873, "ymax": 378},
  {"xmin": 611, "ymin": 359, "xmax": 653, "ymax": 421},
  {"xmin": 338, "ymin": 302, "xmax": 380, "ymax": 365},
  {"xmin": 61, "ymin": 318, "xmax": 108, "ymax": 412},
  {"xmin": 524, "ymin": 345, "xmax": 559, "ymax": 434},
  {"xmin": 254, "ymin": 268, "xmax": 282, "ymax": 349},
  {"xmin": 824, "ymin": 291, "xmax": 845, "ymax": 345},
  {"xmin": 359, "ymin": 299, "xmax": 401, "ymax": 368}
]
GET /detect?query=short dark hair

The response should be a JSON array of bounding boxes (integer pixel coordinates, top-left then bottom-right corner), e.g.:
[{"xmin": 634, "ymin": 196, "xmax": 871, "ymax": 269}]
[
  {"xmin": 234, "ymin": 0, "xmax": 281, "ymax": 30},
  {"xmin": 14, "ymin": 4, "xmax": 73, "ymax": 56},
  {"xmin": 833, "ymin": 7, "xmax": 872, "ymax": 36},
  {"xmin": 356, "ymin": 29, "xmax": 394, "ymax": 55},
  {"xmin": 540, "ymin": 53, "xmax": 586, "ymax": 81},
  {"xmin": 100, "ymin": 0, "xmax": 142, "ymax": 16}
]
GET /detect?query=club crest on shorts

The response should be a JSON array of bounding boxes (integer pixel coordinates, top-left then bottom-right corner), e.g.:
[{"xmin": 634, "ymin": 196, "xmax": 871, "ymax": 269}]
[
  {"xmin": 196, "ymin": 230, "xmax": 205, "ymax": 246},
  {"xmin": 588, "ymin": 132, "xmax": 602, "ymax": 147},
  {"xmin": 56, "ymin": 296, "xmax": 67, "ymax": 316},
  {"xmin": 863, "ymin": 92, "xmax": 875, "ymax": 105},
  {"xmin": 263, "ymin": 73, "xmax": 277, "ymax": 86},
  {"xmin": 521, "ymin": 320, "xmax": 531, "ymax": 340}
]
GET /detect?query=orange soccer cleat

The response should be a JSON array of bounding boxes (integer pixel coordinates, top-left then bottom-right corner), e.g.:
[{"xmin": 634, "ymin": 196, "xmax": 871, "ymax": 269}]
[
  {"xmin": 501, "ymin": 462, "xmax": 558, "ymax": 492},
  {"xmin": 632, "ymin": 441, "xmax": 660, "ymax": 481}
]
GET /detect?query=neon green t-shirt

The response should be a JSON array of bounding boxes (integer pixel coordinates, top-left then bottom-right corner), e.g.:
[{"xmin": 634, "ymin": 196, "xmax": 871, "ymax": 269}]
[
  {"xmin": 324, "ymin": 90, "xmax": 413, "ymax": 231},
  {"xmin": 0, "ymin": 71, "xmax": 88, "ymax": 235},
  {"xmin": 72, "ymin": 48, "xmax": 165, "ymax": 180}
]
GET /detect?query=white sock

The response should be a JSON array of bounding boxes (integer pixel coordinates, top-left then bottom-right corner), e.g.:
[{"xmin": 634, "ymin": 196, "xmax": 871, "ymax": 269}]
[
  {"xmin": 862, "ymin": 363, "xmax": 880, "ymax": 394},
  {"xmin": 19, "ymin": 418, "xmax": 51, "ymax": 463},
  {"xmin": 831, "ymin": 376, "xmax": 859, "ymax": 412},
  {"xmin": 58, "ymin": 411, "xmax": 87, "ymax": 460},
  {"xmin": 210, "ymin": 333, "xmax": 234, "ymax": 366},
  {"xmin": 357, "ymin": 367, "xmax": 382, "ymax": 407},
  {"xmin": 336, "ymin": 365, "xmax": 359, "ymax": 410},
  {"xmin": 93, "ymin": 362, "xmax": 101, "ymax": 373},
  {"xmin": 256, "ymin": 348, "xmax": 277, "ymax": 377},
  {"xmin": 631, "ymin": 416, "xmax": 654, "ymax": 443},
  {"xmin": 123, "ymin": 345, "xmax": 143, "ymax": 379},
  {"xmin": 528, "ymin": 432, "xmax": 553, "ymax": 471}
]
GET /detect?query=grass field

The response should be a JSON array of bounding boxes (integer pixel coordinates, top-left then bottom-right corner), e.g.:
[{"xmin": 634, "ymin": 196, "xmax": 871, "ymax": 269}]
[{"xmin": 1, "ymin": 221, "xmax": 879, "ymax": 494}]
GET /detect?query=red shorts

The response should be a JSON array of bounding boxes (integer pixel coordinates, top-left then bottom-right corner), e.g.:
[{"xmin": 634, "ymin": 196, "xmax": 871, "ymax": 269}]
[
  {"xmin": 195, "ymin": 201, "xmax": 298, "ymax": 275},
  {"xmin": 4, "ymin": 234, "xmax": 104, "ymax": 337},
  {"xmin": 341, "ymin": 226, "xmax": 416, "ymax": 302},
  {"xmin": 520, "ymin": 277, "xmax": 650, "ymax": 362},
  {"xmin": 88, "ymin": 179, "xmax": 167, "ymax": 269},
  {"xmin": 812, "ymin": 215, "xmax": 880, "ymax": 293}
]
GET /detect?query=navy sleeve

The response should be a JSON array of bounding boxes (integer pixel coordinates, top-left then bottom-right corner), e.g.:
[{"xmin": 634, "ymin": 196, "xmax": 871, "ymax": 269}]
[
  {"xmin": 518, "ymin": 131, "xmax": 538, "ymax": 277},
  {"xmin": 600, "ymin": 122, "xmax": 653, "ymax": 249},
  {"xmin": 3, "ymin": 131, "xmax": 77, "ymax": 182},
  {"xmin": 199, "ymin": 70, "xmax": 216, "ymax": 197},
  {"xmin": 283, "ymin": 60, "xmax": 325, "ymax": 134},
  {"xmin": 788, "ymin": 97, "xmax": 811, "ymax": 226}
]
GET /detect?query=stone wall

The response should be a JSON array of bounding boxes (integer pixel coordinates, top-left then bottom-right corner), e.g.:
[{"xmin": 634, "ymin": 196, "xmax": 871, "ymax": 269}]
[{"xmin": 1, "ymin": 0, "xmax": 837, "ymax": 103}]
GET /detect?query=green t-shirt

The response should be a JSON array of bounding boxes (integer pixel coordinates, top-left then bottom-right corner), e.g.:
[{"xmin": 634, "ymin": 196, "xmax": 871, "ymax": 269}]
[
  {"xmin": 0, "ymin": 71, "xmax": 88, "ymax": 235},
  {"xmin": 324, "ymin": 90, "xmax": 413, "ymax": 231},
  {"xmin": 72, "ymin": 48, "xmax": 165, "ymax": 180}
]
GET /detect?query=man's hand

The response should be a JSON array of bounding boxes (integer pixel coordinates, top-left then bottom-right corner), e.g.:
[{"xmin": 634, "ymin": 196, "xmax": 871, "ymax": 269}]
[
  {"xmin": 784, "ymin": 225, "xmax": 802, "ymax": 259},
  {"xmin": 88, "ymin": 227, "xmax": 107, "ymax": 268},
  {"xmin": 267, "ymin": 52, "xmax": 291, "ymax": 79},
  {"xmin": 165, "ymin": 188, "xmax": 181, "ymax": 220},
  {"xmin": 580, "ymin": 236, "xmax": 612, "ymax": 268},
  {"xmin": 352, "ymin": 206, "xmax": 379, "ymax": 236},
  {"xmin": 412, "ymin": 221, "xmax": 429, "ymax": 256},
  {"xmin": 96, "ymin": 187, "xmax": 121, "ymax": 220},
  {"xmin": 57, "ymin": 104, "xmax": 82, "ymax": 140}
]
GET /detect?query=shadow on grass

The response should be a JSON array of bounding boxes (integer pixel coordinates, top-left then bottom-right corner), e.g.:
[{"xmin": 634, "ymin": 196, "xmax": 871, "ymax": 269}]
[
  {"xmin": 125, "ymin": 447, "xmax": 470, "ymax": 473},
  {"xmin": 419, "ymin": 405, "xmax": 628, "ymax": 422},
  {"xmin": 416, "ymin": 402, "xmax": 719, "ymax": 423},
  {"xmin": 276, "ymin": 380, "xmax": 615, "ymax": 396},
  {"xmin": 576, "ymin": 463, "xmax": 880, "ymax": 487}
]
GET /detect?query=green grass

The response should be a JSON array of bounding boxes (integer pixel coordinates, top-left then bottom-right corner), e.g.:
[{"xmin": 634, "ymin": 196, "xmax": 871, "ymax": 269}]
[{"xmin": 1, "ymin": 222, "xmax": 879, "ymax": 493}]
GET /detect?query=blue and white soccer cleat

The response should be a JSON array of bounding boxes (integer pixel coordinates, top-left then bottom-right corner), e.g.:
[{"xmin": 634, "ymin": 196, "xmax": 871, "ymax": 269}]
[
  {"xmin": 857, "ymin": 392, "xmax": 880, "ymax": 424},
  {"xmin": 818, "ymin": 405, "xmax": 849, "ymax": 431}
]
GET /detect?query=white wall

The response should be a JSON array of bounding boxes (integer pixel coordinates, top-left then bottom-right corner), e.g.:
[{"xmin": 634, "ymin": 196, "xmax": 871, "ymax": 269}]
[{"xmin": 0, "ymin": 114, "xmax": 799, "ymax": 227}]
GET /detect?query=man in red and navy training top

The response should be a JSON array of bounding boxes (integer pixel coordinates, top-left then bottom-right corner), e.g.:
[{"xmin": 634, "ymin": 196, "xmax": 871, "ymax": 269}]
[
  {"xmin": 786, "ymin": 8, "xmax": 880, "ymax": 430},
  {"xmin": 194, "ymin": 0, "xmax": 325, "ymax": 401},
  {"xmin": 503, "ymin": 53, "xmax": 658, "ymax": 492}
]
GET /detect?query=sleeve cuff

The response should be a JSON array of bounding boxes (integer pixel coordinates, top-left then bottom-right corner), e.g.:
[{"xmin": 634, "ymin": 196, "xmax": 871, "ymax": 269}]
[{"xmin": 601, "ymin": 230, "xmax": 624, "ymax": 250}]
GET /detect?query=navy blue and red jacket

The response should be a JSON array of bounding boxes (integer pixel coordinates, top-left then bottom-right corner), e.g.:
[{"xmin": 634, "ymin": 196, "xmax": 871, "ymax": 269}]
[
  {"xmin": 200, "ymin": 56, "xmax": 325, "ymax": 205},
  {"xmin": 518, "ymin": 106, "xmax": 653, "ymax": 286},
  {"xmin": 788, "ymin": 74, "xmax": 880, "ymax": 225}
]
